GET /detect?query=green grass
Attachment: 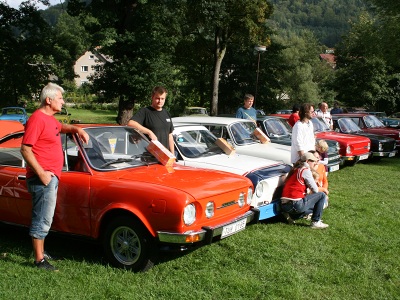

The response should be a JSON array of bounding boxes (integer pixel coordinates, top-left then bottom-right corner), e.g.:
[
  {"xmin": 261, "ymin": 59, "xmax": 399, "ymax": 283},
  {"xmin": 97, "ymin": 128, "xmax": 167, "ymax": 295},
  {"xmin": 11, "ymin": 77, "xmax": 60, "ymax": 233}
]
[
  {"xmin": 67, "ymin": 107, "xmax": 118, "ymax": 124},
  {"xmin": 26, "ymin": 107, "xmax": 118, "ymax": 124},
  {"xmin": 1, "ymin": 110, "xmax": 399, "ymax": 299}
]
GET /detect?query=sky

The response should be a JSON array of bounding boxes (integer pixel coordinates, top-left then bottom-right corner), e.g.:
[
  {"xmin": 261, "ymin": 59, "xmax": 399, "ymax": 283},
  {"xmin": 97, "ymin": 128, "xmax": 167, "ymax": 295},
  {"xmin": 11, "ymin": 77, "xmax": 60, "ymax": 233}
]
[{"xmin": 5, "ymin": 0, "xmax": 60, "ymax": 9}]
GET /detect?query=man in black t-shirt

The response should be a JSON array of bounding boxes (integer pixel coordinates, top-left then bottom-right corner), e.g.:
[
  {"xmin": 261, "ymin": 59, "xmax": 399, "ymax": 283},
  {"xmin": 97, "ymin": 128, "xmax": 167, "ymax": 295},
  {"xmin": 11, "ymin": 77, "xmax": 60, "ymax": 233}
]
[{"xmin": 128, "ymin": 86, "xmax": 174, "ymax": 153}]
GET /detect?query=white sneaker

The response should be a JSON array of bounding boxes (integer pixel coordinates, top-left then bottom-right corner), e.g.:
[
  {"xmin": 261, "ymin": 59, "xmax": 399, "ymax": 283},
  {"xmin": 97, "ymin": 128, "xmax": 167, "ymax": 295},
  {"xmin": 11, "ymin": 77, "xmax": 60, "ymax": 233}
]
[{"xmin": 310, "ymin": 220, "xmax": 329, "ymax": 229}]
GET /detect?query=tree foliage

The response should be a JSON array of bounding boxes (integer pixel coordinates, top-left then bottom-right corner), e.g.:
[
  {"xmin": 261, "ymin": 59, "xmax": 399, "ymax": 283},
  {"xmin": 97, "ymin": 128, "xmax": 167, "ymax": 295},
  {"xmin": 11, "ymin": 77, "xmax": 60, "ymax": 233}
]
[
  {"xmin": 335, "ymin": 10, "xmax": 400, "ymax": 112},
  {"xmin": 183, "ymin": 0, "xmax": 272, "ymax": 115},
  {"xmin": 0, "ymin": 1, "xmax": 54, "ymax": 105}
]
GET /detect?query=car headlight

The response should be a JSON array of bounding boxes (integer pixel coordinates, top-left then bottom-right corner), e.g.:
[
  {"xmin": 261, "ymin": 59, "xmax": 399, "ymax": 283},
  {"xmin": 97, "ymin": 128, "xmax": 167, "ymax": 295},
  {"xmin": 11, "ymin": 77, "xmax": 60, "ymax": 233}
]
[
  {"xmin": 346, "ymin": 145, "xmax": 352, "ymax": 154},
  {"xmin": 238, "ymin": 192, "xmax": 245, "ymax": 207},
  {"xmin": 255, "ymin": 183, "xmax": 263, "ymax": 198},
  {"xmin": 205, "ymin": 201, "xmax": 215, "ymax": 218},
  {"xmin": 367, "ymin": 142, "xmax": 371, "ymax": 150},
  {"xmin": 183, "ymin": 204, "xmax": 196, "ymax": 225},
  {"xmin": 247, "ymin": 187, "xmax": 253, "ymax": 205},
  {"xmin": 378, "ymin": 142, "xmax": 383, "ymax": 151}
]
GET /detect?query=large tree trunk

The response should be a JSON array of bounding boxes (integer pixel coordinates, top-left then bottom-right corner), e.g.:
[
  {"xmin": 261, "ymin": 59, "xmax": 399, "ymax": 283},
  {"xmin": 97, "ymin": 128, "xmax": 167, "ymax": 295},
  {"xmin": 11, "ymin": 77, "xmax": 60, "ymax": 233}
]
[
  {"xmin": 211, "ymin": 28, "xmax": 227, "ymax": 116},
  {"xmin": 116, "ymin": 95, "xmax": 134, "ymax": 125}
]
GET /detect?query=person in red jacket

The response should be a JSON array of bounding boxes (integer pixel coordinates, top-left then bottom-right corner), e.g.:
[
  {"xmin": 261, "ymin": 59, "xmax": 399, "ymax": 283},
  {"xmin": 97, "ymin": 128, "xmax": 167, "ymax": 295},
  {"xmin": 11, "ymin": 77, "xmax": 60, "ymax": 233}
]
[{"xmin": 280, "ymin": 152, "xmax": 329, "ymax": 229}]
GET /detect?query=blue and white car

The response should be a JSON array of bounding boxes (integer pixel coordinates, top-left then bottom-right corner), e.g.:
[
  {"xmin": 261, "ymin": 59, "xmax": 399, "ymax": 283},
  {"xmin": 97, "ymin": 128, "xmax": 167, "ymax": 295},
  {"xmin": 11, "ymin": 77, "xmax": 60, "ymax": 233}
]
[
  {"xmin": 0, "ymin": 107, "xmax": 28, "ymax": 125},
  {"xmin": 173, "ymin": 124, "xmax": 291, "ymax": 220}
]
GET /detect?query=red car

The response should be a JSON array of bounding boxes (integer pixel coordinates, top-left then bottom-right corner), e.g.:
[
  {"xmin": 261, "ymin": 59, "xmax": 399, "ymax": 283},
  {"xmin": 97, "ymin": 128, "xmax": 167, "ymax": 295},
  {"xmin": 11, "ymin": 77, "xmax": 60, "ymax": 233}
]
[
  {"xmin": 311, "ymin": 117, "xmax": 371, "ymax": 165},
  {"xmin": 0, "ymin": 122, "xmax": 257, "ymax": 271},
  {"xmin": 333, "ymin": 113, "xmax": 400, "ymax": 151},
  {"xmin": 269, "ymin": 114, "xmax": 371, "ymax": 166}
]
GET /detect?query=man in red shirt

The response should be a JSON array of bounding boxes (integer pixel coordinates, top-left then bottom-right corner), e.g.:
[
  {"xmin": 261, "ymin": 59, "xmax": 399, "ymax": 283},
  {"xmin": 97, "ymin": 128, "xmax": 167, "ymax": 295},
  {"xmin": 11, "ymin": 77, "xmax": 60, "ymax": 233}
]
[{"xmin": 21, "ymin": 82, "xmax": 89, "ymax": 271}]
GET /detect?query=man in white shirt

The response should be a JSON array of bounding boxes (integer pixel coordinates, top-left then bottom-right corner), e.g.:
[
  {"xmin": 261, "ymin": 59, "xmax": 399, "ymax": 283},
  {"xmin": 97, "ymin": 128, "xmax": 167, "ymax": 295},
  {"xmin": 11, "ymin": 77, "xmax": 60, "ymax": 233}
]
[
  {"xmin": 316, "ymin": 102, "xmax": 333, "ymax": 129},
  {"xmin": 291, "ymin": 103, "xmax": 316, "ymax": 164}
]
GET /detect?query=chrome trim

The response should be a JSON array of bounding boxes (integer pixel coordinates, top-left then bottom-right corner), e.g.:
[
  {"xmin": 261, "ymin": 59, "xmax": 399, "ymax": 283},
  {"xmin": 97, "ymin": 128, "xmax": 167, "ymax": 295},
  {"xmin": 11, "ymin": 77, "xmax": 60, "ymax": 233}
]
[{"xmin": 157, "ymin": 209, "xmax": 257, "ymax": 244}]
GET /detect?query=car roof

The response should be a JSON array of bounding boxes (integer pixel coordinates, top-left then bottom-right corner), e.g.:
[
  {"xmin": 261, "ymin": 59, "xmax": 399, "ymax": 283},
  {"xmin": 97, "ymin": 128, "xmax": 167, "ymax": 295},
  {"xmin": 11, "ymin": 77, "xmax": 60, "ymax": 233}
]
[
  {"xmin": 257, "ymin": 115, "xmax": 286, "ymax": 121},
  {"xmin": 0, "ymin": 120, "xmax": 25, "ymax": 139},
  {"xmin": 172, "ymin": 116, "xmax": 253, "ymax": 125}
]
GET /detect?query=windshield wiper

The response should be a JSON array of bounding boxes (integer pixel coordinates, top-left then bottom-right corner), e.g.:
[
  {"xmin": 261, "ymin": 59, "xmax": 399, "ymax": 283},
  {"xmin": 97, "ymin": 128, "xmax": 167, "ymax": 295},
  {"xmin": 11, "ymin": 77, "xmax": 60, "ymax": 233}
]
[{"xmin": 100, "ymin": 156, "xmax": 140, "ymax": 168}]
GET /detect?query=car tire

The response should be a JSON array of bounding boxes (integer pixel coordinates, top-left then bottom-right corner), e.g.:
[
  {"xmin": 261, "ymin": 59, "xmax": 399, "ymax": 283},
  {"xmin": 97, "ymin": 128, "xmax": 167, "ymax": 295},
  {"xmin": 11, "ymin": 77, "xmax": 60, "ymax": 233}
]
[{"xmin": 103, "ymin": 216, "xmax": 155, "ymax": 272}]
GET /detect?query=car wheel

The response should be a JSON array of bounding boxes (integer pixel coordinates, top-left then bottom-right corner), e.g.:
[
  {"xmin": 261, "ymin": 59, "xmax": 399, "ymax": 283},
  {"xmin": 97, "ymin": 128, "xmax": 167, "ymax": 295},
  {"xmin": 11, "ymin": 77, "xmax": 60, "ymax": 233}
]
[{"xmin": 103, "ymin": 216, "xmax": 155, "ymax": 272}]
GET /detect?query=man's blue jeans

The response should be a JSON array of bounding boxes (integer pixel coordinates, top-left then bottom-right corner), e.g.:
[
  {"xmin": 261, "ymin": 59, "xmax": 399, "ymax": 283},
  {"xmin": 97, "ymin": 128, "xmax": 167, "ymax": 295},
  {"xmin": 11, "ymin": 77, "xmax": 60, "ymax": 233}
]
[
  {"xmin": 281, "ymin": 192, "xmax": 327, "ymax": 222},
  {"xmin": 27, "ymin": 175, "xmax": 59, "ymax": 240}
]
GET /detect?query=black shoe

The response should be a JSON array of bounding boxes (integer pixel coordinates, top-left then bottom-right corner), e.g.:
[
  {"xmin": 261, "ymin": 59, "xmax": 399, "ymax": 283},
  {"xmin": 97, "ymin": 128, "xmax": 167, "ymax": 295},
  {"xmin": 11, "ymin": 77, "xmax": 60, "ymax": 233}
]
[
  {"xmin": 44, "ymin": 251, "xmax": 63, "ymax": 261},
  {"xmin": 34, "ymin": 258, "xmax": 59, "ymax": 272}
]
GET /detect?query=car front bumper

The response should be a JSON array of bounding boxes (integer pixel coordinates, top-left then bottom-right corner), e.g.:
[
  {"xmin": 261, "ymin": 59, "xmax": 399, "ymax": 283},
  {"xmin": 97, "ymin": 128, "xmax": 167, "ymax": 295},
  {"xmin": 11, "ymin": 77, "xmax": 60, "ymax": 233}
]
[
  {"xmin": 157, "ymin": 208, "xmax": 259, "ymax": 245},
  {"xmin": 371, "ymin": 150, "xmax": 397, "ymax": 157}
]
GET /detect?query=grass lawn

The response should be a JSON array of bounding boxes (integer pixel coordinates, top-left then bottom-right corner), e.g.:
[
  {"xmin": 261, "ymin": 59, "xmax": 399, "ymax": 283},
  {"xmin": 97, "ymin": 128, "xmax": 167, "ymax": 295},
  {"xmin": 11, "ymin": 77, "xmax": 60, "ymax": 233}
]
[
  {"xmin": 0, "ymin": 110, "xmax": 399, "ymax": 299},
  {"xmin": 67, "ymin": 107, "xmax": 118, "ymax": 124}
]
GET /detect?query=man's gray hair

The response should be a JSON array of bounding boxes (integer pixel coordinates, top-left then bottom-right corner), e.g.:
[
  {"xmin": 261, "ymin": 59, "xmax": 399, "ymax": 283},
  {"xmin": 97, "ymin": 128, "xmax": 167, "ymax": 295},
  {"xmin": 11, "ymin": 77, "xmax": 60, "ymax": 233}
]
[{"xmin": 40, "ymin": 82, "xmax": 64, "ymax": 105}]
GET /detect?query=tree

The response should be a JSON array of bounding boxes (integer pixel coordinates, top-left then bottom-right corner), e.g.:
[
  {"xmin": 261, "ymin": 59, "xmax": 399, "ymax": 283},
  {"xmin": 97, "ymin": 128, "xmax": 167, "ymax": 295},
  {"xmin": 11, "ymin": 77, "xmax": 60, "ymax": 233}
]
[
  {"xmin": 335, "ymin": 11, "xmax": 400, "ymax": 112},
  {"xmin": 52, "ymin": 12, "xmax": 91, "ymax": 82},
  {"xmin": 271, "ymin": 30, "xmax": 323, "ymax": 106},
  {"xmin": 67, "ymin": 0, "xmax": 186, "ymax": 124},
  {"xmin": 185, "ymin": 0, "xmax": 272, "ymax": 115},
  {"xmin": 0, "ymin": 1, "xmax": 54, "ymax": 105}
]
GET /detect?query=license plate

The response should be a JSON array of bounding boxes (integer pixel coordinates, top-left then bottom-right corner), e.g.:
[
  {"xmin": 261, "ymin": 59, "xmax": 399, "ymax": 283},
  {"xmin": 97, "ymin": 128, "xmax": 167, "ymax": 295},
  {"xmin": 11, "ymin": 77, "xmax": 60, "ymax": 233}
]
[
  {"xmin": 389, "ymin": 152, "xmax": 396, "ymax": 157},
  {"xmin": 359, "ymin": 154, "xmax": 369, "ymax": 161},
  {"xmin": 329, "ymin": 164, "xmax": 340, "ymax": 172},
  {"xmin": 221, "ymin": 218, "xmax": 246, "ymax": 239}
]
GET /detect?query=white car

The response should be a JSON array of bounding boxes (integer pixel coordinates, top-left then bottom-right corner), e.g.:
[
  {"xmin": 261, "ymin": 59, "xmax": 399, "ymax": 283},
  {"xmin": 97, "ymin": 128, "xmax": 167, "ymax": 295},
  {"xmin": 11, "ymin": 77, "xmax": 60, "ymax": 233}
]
[
  {"xmin": 173, "ymin": 125, "xmax": 291, "ymax": 220},
  {"xmin": 172, "ymin": 116, "xmax": 293, "ymax": 165}
]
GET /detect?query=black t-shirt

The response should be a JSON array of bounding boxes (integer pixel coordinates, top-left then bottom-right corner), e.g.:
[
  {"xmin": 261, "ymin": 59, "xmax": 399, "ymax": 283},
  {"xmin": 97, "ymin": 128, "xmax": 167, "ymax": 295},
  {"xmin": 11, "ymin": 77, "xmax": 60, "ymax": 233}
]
[{"xmin": 131, "ymin": 106, "xmax": 174, "ymax": 149}]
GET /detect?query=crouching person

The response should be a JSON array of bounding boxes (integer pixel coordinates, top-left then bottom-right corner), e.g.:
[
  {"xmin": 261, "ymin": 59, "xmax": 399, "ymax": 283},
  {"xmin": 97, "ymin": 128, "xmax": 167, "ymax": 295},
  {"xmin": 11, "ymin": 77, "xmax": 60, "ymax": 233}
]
[{"xmin": 280, "ymin": 152, "xmax": 329, "ymax": 229}]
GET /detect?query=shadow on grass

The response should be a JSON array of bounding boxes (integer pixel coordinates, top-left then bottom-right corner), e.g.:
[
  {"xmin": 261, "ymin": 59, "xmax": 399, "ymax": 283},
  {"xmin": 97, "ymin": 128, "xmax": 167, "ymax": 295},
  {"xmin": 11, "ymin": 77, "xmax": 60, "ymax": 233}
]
[
  {"xmin": 0, "ymin": 223, "xmax": 104, "ymax": 267},
  {"xmin": 0, "ymin": 222, "xmax": 203, "ymax": 271}
]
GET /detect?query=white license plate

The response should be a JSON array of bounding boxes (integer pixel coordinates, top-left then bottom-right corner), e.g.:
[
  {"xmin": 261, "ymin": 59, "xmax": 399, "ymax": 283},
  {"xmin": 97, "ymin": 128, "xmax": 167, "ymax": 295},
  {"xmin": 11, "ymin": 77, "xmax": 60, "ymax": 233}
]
[
  {"xmin": 359, "ymin": 154, "xmax": 369, "ymax": 161},
  {"xmin": 329, "ymin": 164, "xmax": 340, "ymax": 172},
  {"xmin": 389, "ymin": 152, "xmax": 396, "ymax": 157},
  {"xmin": 221, "ymin": 218, "xmax": 247, "ymax": 239}
]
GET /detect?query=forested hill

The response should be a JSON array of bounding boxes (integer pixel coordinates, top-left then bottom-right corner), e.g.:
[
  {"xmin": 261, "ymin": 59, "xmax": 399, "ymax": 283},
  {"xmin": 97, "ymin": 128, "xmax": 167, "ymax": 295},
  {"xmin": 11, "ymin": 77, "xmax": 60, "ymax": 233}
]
[{"xmin": 269, "ymin": 0, "xmax": 368, "ymax": 47}]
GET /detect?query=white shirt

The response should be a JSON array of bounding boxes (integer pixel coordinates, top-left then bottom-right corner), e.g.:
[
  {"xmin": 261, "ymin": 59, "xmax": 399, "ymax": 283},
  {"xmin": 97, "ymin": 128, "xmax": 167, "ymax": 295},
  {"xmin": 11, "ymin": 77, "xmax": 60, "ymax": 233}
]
[
  {"xmin": 291, "ymin": 120, "xmax": 316, "ymax": 164},
  {"xmin": 316, "ymin": 110, "xmax": 333, "ymax": 128}
]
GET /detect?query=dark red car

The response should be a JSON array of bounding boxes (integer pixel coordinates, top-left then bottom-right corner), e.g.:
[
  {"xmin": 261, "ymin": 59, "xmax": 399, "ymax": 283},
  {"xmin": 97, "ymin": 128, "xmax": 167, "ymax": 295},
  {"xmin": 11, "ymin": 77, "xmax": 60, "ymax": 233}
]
[{"xmin": 333, "ymin": 113, "xmax": 400, "ymax": 151}]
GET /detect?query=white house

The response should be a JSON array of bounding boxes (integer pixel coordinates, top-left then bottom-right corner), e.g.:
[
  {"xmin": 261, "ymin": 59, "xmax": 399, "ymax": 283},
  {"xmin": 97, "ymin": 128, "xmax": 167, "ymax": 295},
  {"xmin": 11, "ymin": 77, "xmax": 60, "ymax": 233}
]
[{"xmin": 73, "ymin": 49, "xmax": 111, "ymax": 87}]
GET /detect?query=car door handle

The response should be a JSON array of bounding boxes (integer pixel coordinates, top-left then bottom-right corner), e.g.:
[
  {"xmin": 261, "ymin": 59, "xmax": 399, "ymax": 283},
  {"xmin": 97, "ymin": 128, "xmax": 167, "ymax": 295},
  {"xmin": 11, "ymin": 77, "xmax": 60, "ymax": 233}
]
[{"xmin": 17, "ymin": 175, "xmax": 26, "ymax": 181}]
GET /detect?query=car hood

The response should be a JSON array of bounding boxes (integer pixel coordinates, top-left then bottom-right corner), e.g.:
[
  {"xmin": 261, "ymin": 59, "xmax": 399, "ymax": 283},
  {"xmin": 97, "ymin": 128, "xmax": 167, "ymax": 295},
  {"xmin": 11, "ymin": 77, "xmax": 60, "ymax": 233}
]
[
  {"xmin": 177, "ymin": 153, "xmax": 283, "ymax": 176},
  {"xmin": 352, "ymin": 131, "xmax": 395, "ymax": 143},
  {"xmin": 115, "ymin": 164, "xmax": 251, "ymax": 198},
  {"xmin": 234, "ymin": 142, "xmax": 291, "ymax": 165},
  {"xmin": 316, "ymin": 131, "xmax": 370, "ymax": 144},
  {"xmin": 365, "ymin": 128, "xmax": 399, "ymax": 139}
]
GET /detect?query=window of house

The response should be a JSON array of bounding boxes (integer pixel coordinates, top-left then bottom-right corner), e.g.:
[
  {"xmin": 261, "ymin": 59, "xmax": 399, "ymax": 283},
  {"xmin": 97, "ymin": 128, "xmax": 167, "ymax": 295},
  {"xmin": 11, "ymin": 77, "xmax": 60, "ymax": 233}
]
[
  {"xmin": 81, "ymin": 66, "xmax": 89, "ymax": 72},
  {"xmin": 89, "ymin": 55, "xmax": 94, "ymax": 60}
]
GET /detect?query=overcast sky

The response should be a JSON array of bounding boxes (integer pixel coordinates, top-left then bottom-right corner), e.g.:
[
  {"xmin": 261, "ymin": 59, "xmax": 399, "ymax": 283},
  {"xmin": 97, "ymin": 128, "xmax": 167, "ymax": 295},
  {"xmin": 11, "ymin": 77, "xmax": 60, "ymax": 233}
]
[{"xmin": 5, "ymin": 0, "xmax": 61, "ymax": 9}]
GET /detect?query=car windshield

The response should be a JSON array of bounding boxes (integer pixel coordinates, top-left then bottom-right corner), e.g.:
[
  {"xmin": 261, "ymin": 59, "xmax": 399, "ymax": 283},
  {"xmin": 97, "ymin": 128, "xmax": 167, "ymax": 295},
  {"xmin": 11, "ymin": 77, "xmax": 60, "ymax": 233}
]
[
  {"xmin": 364, "ymin": 115, "xmax": 385, "ymax": 128},
  {"xmin": 185, "ymin": 108, "xmax": 207, "ymax": 115},
  {"xmin": 174, "ymin": 129, "xmax": 223, "ymax": 158},
  {"xmin": 263, "ymin": 118, "xmax": 292, "ymax": 137},
  {"xmin": 229, "ymin": 121, "xmax": 258, "ymax": 145},
  {"xmin": 71, "ymin": 126, "xmax": 158, "ymax": 170},
  {"xmin": 311, "ymin": 117, "xmax": 330, "ymax": 132},
  {"xmin": 338, "ymin": 118, "xmax": 362, "ymax": 133},
  {"xmin": 2, "ymin": 108, "xmax": 24, "ymax": 115}
]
